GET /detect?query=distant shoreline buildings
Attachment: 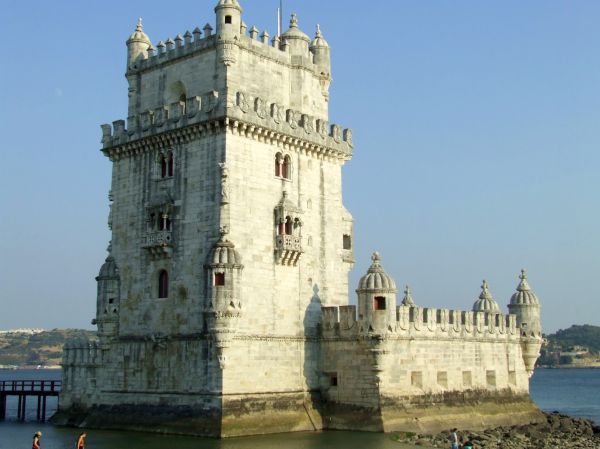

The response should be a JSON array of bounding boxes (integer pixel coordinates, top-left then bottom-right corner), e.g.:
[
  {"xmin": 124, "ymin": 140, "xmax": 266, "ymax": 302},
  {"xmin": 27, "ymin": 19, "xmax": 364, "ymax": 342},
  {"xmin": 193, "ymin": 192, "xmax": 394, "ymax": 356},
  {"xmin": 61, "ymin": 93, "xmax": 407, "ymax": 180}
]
[{"xmin": 0, "ymin": 328, "xmax": 45, "ymax": 335}]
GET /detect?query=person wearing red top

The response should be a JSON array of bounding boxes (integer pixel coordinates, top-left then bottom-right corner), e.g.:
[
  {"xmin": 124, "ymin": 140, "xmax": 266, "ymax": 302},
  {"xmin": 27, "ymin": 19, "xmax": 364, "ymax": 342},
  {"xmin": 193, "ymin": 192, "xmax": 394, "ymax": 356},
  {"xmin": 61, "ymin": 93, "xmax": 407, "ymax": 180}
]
[
  {"xmin": 32, "ymin": 431, "xmax": 42, "ymax": 449},
  {"xmin": 76, "ymin": 432, "xmax": 87, "ymax": 449}
]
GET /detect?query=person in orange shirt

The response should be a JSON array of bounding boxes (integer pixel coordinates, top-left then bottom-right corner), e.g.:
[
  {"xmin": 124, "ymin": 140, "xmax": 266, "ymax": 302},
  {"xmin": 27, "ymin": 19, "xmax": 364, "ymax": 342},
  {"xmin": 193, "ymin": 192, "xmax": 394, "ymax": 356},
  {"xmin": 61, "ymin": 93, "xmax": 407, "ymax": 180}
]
[
  {"xmin": 76, "ymin": 432, "xmax": 87, "ymax": 449},
  {"xmin": 32, "ymin": 431, "xmax": 42, "ymax": 449}
]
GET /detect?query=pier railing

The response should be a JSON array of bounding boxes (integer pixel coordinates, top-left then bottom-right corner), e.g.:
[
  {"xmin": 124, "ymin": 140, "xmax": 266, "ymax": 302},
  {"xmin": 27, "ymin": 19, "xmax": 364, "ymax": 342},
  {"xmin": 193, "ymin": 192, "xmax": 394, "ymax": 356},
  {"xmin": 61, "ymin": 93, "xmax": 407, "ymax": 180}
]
[
  {"xmin": 0, "ymin": 380, "xmax": 61, "ymax": 422},
  {"xmin": 0, "ymin": 380, "xmax": 61, "ymax": 394}
]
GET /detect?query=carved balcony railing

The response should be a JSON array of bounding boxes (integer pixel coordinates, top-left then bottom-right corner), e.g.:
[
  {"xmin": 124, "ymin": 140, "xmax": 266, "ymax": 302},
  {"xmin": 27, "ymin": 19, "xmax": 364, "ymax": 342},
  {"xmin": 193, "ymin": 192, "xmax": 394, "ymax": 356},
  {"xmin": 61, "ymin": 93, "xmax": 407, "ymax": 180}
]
[
  {"xmin": 143, "ymin": 231, "xmax": 173, "ymax": 258},
  {"xmin": 275, "ymin": 235, "xmax": 302, "ymax": 266}
]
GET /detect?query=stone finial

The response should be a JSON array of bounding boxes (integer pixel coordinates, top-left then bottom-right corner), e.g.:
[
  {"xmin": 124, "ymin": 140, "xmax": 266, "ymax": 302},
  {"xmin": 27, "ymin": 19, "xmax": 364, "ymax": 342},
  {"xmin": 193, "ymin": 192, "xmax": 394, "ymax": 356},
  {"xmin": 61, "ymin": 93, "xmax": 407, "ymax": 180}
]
[
  {"xmin": 272, "ymin": 34, "xmax": 281, "ymax": 48},
  {"xmin": 517, "ymin": 269, "xmax": 531, "ymax": 291},
  {"xmin": 166, "ymin": 38, "xmax": 175, "ymax": 51},
  {"xmin": 261, "ymin": 30, "xmax": 270, "ymax": 44},
  {"xmin": 240, "ymin": 21, "xmax": 247, "ymax": 35},
  {"xmin": 183, "ymin": 31, "xmax": 192, "ymax": 45},
  {"xmin": 371, "ymin": 251, "xmax": 381, "ymax": 264},
  {"xmin": 192, "ymin": 27, "xmax": 202, "ymax": 40},
  {"xmin": 290, "ymin": 13, "xmax": 298, "ymax": 28},
  {"xmin": 157, "ymin": 41, "xmax": 166, "ymax": 54},
  {"xmin": 249, "ymin": 25, "xmax": 259, "ymax": 40},
  {"xmin": 316, "ymin": 24, "xmax": 322, "ymax": 38},
  {"xmin": 402, "ymin": 285, "xmax": 415, "ymax": 306},
  {"xmin": 479, "ymin": 280, "xmax": 493, "ymax": 300},
  {"xmin": 204, "ymin": 23, "xmax": 213, "ymax": 36},
  {"xmin": 174, "ymin": 34, "xmax": 183, "ymax": 47},
  {"xmin": 136, "ymin": 17, "xmax": 143, "ymax": 32}
]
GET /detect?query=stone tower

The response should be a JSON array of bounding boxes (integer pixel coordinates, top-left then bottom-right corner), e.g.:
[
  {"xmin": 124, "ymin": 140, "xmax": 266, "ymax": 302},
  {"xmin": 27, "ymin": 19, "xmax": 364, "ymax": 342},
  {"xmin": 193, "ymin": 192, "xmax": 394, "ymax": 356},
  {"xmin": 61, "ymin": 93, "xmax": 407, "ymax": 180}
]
[
  {"xmin": 57, "ymin": 0, "xmax": 354, "ymax": 437},
  {"xmin": 57, "ymin": 0, "xmax": 545, "ymax": 437}
]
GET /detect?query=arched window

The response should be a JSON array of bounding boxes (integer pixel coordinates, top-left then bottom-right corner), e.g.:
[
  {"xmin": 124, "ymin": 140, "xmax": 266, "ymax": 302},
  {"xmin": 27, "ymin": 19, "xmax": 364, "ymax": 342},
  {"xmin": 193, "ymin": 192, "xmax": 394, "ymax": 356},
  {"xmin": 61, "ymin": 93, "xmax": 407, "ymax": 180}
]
[
  {"xmin": 285, "ymin": 216, "xmax": 293, "ymax": 235},
  {"xmin": 161, "ymin": 156, "xmax": 167, "ymax": 178},
  {"xmin": 158, "ymin": 270, "xmax": 169, "ymax": 298},
  {"xmin": 282, "ymin": 155, "xmax": 291, "ymax": 180},
  {"xmin": 275, "ymin": 152, "xmax": 282, "ymax": 177},
  {"xmin": 167, "ymin": 152, "xmax": 174, "ymax": 177},
  {"xmin": 278, "ymin": 221, "xmax": 285, "ymax": 235}
]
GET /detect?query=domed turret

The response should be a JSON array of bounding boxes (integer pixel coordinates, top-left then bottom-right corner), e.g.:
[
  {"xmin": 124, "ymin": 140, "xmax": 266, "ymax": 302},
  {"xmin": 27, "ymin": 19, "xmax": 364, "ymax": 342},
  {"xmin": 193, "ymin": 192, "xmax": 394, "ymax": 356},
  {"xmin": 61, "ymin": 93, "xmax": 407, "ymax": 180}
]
[
  {"xmin": 126, "ymin": 18, "xmax": 152, "ymax": 70},
  {"xmin": 204, "ymin": 236, "xmax": 244, "ymax": 369},
  {"xmin": 281, "ymin": 13, "xmax": 310, "ymax": 56},
  {"xmin": 310, "ymin": 24, "xmax": 330, "ymax": 77},
  {"xmin": 508, "ymin": 269, "xmax": 542, "ymax": 376},
  {"xmin": 95, "ymin": 248, "xmax": 120, "ymax": 341},
  {"xmin": 214, "ymin": 0, "xmax": 243, "ymax": 38},
  {"xmin": 472, "ymin": 280, "xmax": 501, "ymax": 312},
  {"xmin": 98, "ymin": 255, "xmax": 118, "ymax": 279},
  {"xmin": 356, "ymin": 252, "xmax": 397, "ymax": 334},
  {"xmin": 509, "ymin": 269, "xmax": 540, "ymax": 306},
  {"xmin": 208, "ymin": 239, "xmax": 243, "ymax": 268},
  {"xmin": 358, "ymin": 252, "xmax": 397, "ymax": 292}
]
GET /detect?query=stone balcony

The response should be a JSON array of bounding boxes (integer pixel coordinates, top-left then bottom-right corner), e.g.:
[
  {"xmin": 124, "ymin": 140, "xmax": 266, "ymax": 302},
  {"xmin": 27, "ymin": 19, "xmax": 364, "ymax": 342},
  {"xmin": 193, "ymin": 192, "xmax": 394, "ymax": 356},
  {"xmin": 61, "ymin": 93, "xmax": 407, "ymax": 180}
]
[
  {"xmin": 143, "ymin": 230, "xmax": 173, "ymax": 258},
  {"xmin": 275, "ymin": 235, "xmax": 302, "ymax": 266}
]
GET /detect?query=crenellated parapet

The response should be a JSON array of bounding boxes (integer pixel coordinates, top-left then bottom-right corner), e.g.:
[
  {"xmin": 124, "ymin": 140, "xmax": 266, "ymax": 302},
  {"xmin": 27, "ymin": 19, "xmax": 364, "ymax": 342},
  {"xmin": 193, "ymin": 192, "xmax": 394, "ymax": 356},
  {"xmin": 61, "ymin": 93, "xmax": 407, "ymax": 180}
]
[
  {"xmin": 61, "ymin": 340, "xmax": 102, "ymax": 368},
  {"xmin": 100, "ymin": 91, "xmax": 352, "ymax": 161},
  {"xmin": 322, "ymin": 304, "xmax": 519, "ymax": 341},
  {"xmin": 126, "ymin": 15, "xmax": 330, "ymax": 78},
  {"xmin": 231, "ymin": 90, "xmax": 352, "ymax": 155}
]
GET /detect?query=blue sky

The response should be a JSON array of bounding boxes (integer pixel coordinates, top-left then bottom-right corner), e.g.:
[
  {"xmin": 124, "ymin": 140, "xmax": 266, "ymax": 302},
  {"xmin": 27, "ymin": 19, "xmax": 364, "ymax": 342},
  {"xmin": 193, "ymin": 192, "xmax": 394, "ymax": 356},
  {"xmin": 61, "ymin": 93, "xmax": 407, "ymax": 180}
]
[{"xmin": 0, "ymin": 1, "xmax": 598, "ymax": 333}]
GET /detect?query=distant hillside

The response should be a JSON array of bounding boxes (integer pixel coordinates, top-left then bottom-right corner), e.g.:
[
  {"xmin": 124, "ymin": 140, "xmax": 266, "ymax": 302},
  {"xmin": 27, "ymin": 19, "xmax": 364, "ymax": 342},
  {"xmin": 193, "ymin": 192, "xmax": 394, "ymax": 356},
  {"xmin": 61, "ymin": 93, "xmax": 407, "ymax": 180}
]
[
  {"xmin": 539, "ymin": 325, "xmax": 600, "ymax": 367},
  {"xmin": 0, "ymin": 329, "xmax": 96, "ymax": 367},
  {"xmin": 547, "ymin": 325, "xmax": 600, "ymax": 353}
]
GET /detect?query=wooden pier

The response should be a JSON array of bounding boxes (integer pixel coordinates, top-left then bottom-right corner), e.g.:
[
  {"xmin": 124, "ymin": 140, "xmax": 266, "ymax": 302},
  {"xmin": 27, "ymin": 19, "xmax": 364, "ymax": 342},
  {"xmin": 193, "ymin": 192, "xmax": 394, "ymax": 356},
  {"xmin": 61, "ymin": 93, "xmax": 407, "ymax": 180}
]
[{"xmin": 0, "ymin": 380, "xmax": 61, "ymax": 422}]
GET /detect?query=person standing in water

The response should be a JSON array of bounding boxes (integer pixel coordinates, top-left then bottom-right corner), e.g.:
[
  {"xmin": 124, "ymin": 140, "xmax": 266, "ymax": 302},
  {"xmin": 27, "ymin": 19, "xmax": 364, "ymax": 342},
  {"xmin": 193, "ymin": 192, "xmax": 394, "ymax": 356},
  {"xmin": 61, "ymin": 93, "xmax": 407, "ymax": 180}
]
[
  {"xmin": 76, "ymin": 432, "xmax": 87, "ymax": 449},
  {"xmin": 450, "ymin": 428, "xmax": 459, "ymax": 449},
  {"xmin": 32, "ymin": 431, "xmax": 42, "ymax": 449}
]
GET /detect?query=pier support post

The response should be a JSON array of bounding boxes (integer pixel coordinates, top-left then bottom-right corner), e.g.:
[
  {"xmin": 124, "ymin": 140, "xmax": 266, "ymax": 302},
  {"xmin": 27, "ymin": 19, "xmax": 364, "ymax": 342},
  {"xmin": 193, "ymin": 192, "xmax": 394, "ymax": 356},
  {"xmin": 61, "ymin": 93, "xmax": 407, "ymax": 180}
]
[
  {"xmin": 0, "ymin": 395, "xmax": 6, "ymax": 420},
  {"xmin": 20, "ymin": 395, "xmax": 27, "ymax": 421},
  {"xmin": 42, "ymin": 396, "xmax": 47, "ymax": 422},
  {"xmin": 37, "ymin": 396, "xmax": 42, "ymax": 421},
  {"xmin": 17, "ymin": 395, "xmax": 22, "ymax": 420}
]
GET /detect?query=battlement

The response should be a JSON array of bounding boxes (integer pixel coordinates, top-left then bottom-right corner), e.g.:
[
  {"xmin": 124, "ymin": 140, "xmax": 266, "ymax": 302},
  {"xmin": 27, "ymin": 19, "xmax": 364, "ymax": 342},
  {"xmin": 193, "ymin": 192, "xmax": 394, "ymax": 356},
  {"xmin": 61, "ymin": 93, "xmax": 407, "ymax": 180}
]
[
  {"xmin": 321, "ymin": 304, "xmax": 520, "ymax": 340},
  {"xmin": 100, "ymin": 91, "xmax": 352, "ymax": 160},
  {"xmin": 62, "ymin": 340, "xmax": 101, "ymax": 367},
  {"xmin": 129, "ymin": 20, "xmax": 326, "ymax": 77}
]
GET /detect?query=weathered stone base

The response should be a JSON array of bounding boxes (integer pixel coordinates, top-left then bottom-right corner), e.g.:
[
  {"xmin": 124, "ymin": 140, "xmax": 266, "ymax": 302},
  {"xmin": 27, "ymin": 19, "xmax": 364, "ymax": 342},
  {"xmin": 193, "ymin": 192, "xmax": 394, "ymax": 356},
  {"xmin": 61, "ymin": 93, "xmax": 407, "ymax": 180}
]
[
  {"xmin": 51, "ymin": 393, "xmax": 323, "ymax": 437},
  {"xmin": 221, "ymin": 392, "xmax": 323, "ymax": 437},
  {"xmin": 51, "ymin": 404, "xmax": 222, "ymax": 437},
  {"xmin": 52, "ymin": 390, "xmax": 544, "ymax": 438},
  {"xmin": 379, "ymin": 390, "xmax": 545, "ymax": 434},
  {"xmin": 322, "ymin": 390, "xmax": 545, "ymax": 435}
]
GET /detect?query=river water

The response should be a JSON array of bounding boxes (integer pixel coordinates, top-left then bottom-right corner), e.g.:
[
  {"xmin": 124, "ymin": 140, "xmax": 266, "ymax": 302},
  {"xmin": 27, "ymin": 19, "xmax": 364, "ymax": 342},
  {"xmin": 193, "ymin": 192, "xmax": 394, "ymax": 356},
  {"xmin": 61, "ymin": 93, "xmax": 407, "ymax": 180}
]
[{"xmin": 0, "ymin": 368, "xmax": 598, "ymax": 449}]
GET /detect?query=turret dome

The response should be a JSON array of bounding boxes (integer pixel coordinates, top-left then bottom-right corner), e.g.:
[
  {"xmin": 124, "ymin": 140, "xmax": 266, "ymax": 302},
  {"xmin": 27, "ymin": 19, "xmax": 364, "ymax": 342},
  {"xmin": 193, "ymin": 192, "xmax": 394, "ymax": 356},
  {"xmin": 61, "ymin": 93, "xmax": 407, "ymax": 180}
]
[
  {"xmin": 282, "ymin": 13, "xmax": 310, "ymax": 43},
  {"xmin": 207, "ymin": 238, "xmax": 243, "ymax": 268},
  {"xmin": 357, "ymin": 252, "xmax": 397, "ymax": 292},
  {"xmin": 97, "ymin": 255, "xmax": 118, "ymax": 279},
  {"xmin": 310, "ymin": 24, "xmax": 329, "ymax": 49},
  {"xmin": 472, "ymin": 280, "xmax": 501, "ymax": 312},
  {"xmin": 510, "ymin": 270, "xmax": 539, "ymax": 305},
  {"xmin": 215, "ymin": 0, "xmax": 242, "ymax": 11},
  {"xmin": 127, "ymin": 18, "xmax": 151, "ymax": 45}
]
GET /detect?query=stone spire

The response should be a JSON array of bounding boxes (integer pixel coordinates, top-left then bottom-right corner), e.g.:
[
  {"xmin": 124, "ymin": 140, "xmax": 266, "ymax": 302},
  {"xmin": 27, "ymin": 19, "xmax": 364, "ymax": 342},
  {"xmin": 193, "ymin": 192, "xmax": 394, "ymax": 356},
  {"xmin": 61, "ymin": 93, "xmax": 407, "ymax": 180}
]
[
  {"xmin": 472, "ymin": 280, "xmax": 501, "ymax": 312},
  {"xmin": 401, "ymin": 285, "xmax": 415, "ymax": 306}
]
